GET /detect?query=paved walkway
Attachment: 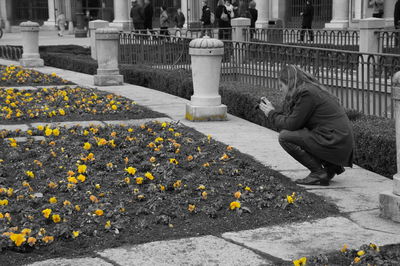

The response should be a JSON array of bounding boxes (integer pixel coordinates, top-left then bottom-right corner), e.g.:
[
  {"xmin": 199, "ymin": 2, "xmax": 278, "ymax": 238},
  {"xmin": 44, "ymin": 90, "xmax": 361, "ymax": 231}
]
[{"xmin": 1, "ymin": 58, "xmax": 400, "ymax": 265}]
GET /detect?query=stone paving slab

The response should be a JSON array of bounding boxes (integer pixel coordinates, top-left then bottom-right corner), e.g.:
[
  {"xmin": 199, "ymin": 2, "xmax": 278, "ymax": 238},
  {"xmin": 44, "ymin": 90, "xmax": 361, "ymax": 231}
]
[
  {"xmin": 0, "ymin": 124, "xmax": 29, "ymax": 131},
  {"xmin": 349, "ymin": 209, "xmax": 400, "ymax": 235},
  {"xmin": 28, "ymin": 257, "xmax": 112, "ymax": 266},
  {"xmin": 97, "ymin": 235, "xmax": 273, "ymax": 266},
  {"xmin": 222, "ymin": 217, "xmax": 400, "ymax": 261}
]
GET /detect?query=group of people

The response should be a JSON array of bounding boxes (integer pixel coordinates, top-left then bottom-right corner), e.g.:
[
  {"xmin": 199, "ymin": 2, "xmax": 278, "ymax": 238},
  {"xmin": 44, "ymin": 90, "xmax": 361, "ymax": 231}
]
[{"xmin": 130, "ymin": 0, "xmax": 154, "ymax": 33}]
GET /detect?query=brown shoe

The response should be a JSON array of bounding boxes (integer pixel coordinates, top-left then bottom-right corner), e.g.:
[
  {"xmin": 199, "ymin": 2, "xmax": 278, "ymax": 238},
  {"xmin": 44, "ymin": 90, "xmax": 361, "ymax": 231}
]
[{"xmin": 295, "ymin": 171, "xmax": 330, "ymax": 186}]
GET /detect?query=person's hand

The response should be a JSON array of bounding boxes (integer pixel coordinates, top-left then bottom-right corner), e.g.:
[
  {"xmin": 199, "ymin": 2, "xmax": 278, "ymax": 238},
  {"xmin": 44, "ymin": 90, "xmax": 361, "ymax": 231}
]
[
  {"xmin": 300, "ymin": 12, "xmax": 304, "ymax": 16},
  {"xmin": 259, "ymin": 97, "xmax": 275, "ymax": 117}
]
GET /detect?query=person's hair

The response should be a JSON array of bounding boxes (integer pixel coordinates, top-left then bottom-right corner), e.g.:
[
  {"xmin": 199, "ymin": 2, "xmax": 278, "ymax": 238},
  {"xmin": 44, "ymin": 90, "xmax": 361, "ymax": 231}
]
[
  {"xmin": 218, "ymin": 0, "xmax": 224, "ymax": 5},
  {"xmin": 279, "ymin": 65, "xmax": 337, "ymax": 108},
  {"xmin": 249, "ymin": 1, "xmax": 256, "ymax": 8},
  {"xmin": 161, "ymin": 5, "xmax": 166, "ymax": 11}
]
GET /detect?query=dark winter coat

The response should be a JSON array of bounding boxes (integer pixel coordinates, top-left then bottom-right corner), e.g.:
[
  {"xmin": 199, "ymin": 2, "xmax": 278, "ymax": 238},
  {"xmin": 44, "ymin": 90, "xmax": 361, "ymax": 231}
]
[
  {"xmin": 130, "ymin": 4, "xmax": 144, "ymax": 24},
  {"xmin": 216, "ymin": 5, "xmax": 231, "ymax": 28},
  {"xmin": 175, "ymin": 12, "xmax": 185, "ymax": 28},
  {"xmin": 268, "ymin": 84, "xmax": 354, "ymax": 166},
  {"xmin": 144, "ymin": 4, "xmax": 154, "ymax": 29},
  {"xmin": 395, "ymin": 1, "xmax": 400, "ymax": 28},
  {"xmin": 201, "ymin": 5, "xmax": 212, "ymax": 25},
  {"xmin": 302, "ymin": 4, "xmax": 314, "ymax": 28},
  {"xmin": 247, "ymin": 8, "xmax": 258, "ymax": 28}
]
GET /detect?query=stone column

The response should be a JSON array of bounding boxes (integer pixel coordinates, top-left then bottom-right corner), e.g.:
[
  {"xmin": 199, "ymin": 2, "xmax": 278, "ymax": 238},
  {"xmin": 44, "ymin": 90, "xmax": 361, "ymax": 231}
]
[
  {"xmin": 325, "ymin": 0, "xmax": 349, "ymax": 29},
  {"xmin": 19, "ymin": 21, "xmax": 44, "ymax": 67},
  {"xmin": 94, "ymin": 28, "xmax": 124, "ymax": 86},
  {"xmin": 255, "ymin": 0, "xmax": 269, "ymax": 28},
  {"xmin": 186, "ymin": 37, "xmax": 227, "ymax": 122},
  {"xmin": 359, "ymin": 18, "xmax": 385, "ymax": 54},
  {"xmin": 181, "ymin": 0, "xmax": 188, "ymax": 28},
  {"xmin": 0, "ymin": 0, "xmax": 10, "ymax": 32},
  {"xmin": 380, "ymin": 71, "xmax": 400, "ymax": 223},
  {"xmin": 384, "ymin": 0, "xmax": 396, "ymax": 27},
  {"xmin": 90, "ymin": 20, "xmax": 109, "ymax": 60},
  {"xmin": 43, "ymin": 0, "xmax": 56, "ymax": 28},
  {"xmin": 110, "ymin": 0, "xmax": 130, "ymax": 31}
]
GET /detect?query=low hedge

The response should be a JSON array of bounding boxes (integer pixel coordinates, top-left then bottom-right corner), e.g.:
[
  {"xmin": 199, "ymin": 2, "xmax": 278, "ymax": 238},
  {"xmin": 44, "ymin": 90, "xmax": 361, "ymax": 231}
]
[{"xmin": 40, "ymin": 50, "xmax": 396, "ymax": 178}]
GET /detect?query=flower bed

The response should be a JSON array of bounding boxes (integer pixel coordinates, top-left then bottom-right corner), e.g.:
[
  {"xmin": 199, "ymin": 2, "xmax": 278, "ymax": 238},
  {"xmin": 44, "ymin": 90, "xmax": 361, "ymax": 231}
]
[
  {"xmin": 0, "ymin": 121, "xmax": 338, "ymax": 265},
  {"xmin": 288, "ymin": 243, "xmax": 400, "ymax": 265},
  {"xmin": 0, "ymin": 86, "xmax": 165, "ymax": 124},
  {"xmin": 0, "ymin": 65, "xmax": 73, "ymax": 86}
]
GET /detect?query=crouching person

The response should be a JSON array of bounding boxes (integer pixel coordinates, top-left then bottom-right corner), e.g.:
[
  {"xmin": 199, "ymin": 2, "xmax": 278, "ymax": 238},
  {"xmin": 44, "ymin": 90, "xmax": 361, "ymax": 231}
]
[{"xmin": 259, "ymin": 65, "xmax": 354, "ymax": 186}]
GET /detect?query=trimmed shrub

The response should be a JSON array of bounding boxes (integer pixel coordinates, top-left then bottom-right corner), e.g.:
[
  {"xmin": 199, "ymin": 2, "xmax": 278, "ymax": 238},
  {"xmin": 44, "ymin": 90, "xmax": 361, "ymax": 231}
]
[{"xmin": 39, "ymin": 51, "xmax": 396, "ymax": 178}]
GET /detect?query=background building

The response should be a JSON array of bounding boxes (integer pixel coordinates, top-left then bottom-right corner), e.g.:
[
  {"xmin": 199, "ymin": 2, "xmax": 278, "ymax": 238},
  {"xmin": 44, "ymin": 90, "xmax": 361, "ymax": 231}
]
[{"xmin": 0, "ymin": 0, "xmax": 397, "ymax": 32}]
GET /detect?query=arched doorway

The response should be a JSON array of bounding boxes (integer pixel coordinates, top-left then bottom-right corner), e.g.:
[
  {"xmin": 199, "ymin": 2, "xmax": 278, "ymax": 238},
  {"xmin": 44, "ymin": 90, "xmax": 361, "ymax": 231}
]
[
  {"xmin": 81, "ymin": 0, "xmax": 114, "ymax": 21},
  {"xmin": 286, "ymin": 0, "xmax": 332, "ymax": 28}
]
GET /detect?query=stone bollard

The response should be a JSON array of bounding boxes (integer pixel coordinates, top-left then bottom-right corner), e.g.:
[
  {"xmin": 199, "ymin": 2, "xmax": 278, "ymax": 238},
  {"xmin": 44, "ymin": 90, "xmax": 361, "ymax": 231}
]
[
  {"xmin": 89, "ymin": 20, "xmax": 109, "ymax": 60},
  {"xmin": 380, "ymin": 71, "xmax": 400, "ymax": 223},
  {"xmin": 94, "ymin": 28, "xmax": 123, "ymax": 86},
  {"xmin": 19, "ymin": 21, "xmax": 44, "ymax": 67},
  {"xmin": 359, "ymin": 18, "xmax": 385, "ymax": 54},
  {"xmin": 231, "ymin": 18, "xmax": 251, "ymax": 43},
  {"xmin": 186, "ymin": 36, "xmax": 227, "ymax": 122}
]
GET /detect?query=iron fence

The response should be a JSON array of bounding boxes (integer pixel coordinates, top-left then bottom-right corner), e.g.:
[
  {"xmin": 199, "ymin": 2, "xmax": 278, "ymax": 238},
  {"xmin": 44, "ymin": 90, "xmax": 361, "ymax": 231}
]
[
  {"xmin": 0, "ymin": 46, "xmax": 23, "ymax": 61},
  {"xmin": 376, "ymin": 30, "xmax": 400, "ymax": 54},
  {"xmin": 119, "ymin": 33, "xmax": 400, "ymax": 118},
  {"xmin": 245, "ymin": 28, "xmax": 359, "ymax": 51},
  {"xmin": 128, "ymin": 27, "xmax": 233, "ymax": 40}
]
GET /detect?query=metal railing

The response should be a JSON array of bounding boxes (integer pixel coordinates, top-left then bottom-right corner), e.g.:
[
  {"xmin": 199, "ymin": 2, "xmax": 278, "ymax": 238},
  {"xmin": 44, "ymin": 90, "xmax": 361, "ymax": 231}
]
[
  {"xmin": 376, "ymin": 29, "xmax": 400, "ymax": 54},
  {"xmin": 119, "ymin": 33, "xmax": 400, "ymax": 118},
  {"xmin": 245, "ymin": 28, "xmax": 359, "ymax": 51},
  {"xmin": 127, "ymin": 27, "xmax": 234, "ymax": 40},
  {"xmin": 0, "ymin": 45, "xmax": 23, "ymax": 61}
]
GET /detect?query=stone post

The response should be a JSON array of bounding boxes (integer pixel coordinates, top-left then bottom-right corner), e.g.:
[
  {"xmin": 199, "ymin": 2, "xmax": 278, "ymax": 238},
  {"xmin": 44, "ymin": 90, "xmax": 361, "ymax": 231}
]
[
  {"xmin": 186, "ymin": 37, "xmax": 227, "ymax": 122},
  {"xmin": 89, "ymin": 20, "xmax": 109, "ymax": 60},
  {"xmin": 359, "ymin": 18, "xmax": 385, "ymax": 54},
  {"xmin": 325, "ymin": 0, "xmax": 349, "ymax": 29},
  {"xmin": 19, "ymin": 21, "xmax": 44, "ymax": 67},
  {"xmin": 94, "ymin": 28, "xmax": 123, "ymax": 86},
  {"xmin": 380, "ymin": 72, "xmax": 400, "ymax": 223},
  {"xmin": 384, "ymin": 0, "xmax": 396, "ymax": 28},
  {"xmin": 231, "ymin": 18, "xmax": 251, "ymax": 42}
]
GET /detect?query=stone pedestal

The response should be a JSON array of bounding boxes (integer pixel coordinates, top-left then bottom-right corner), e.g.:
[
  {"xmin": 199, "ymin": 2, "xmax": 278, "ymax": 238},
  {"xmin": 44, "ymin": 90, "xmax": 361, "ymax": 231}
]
[
  {"xmin": 380, "ymin": 72, "xmax": 400, "ymax": 223},
  {"xmin": 231, "ymin": 18, "xmax": 251, "ymax": 42},
  {"xmin": 325, "ymin": 0, "xmax": 349, "ymax": 29},
  {"xmin": 19, "ymin": 21, "xmax": 44, "ymax": 67},
  {"xmin": 186, "ymin": 37, "xmax": 227, "ymax": 122},
  {"xmin": 89, "ymin": 20, "xmax": 109, "ymax": 60},
  {"xmin": 94, "ymin": 28, "xmax": 123, "ymax": 86}
]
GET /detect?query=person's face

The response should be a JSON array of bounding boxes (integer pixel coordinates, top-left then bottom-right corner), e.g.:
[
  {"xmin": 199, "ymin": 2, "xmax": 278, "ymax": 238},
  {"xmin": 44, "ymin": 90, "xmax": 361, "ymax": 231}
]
[
  {"xmin": 177, "ymin": 8, "xmax": 181, "ymax": 13},
  {"xmin": 279, "ymin": 81, "xmax": 289, "ymax": 95}
]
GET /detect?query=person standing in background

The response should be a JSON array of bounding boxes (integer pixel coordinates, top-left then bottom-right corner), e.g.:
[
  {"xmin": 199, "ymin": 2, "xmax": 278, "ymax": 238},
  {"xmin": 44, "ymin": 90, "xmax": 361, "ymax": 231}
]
[
  {"xmin": 200, "ymin": 1, "xmax": 212, "ymax": 37},
  {"xmin": 238, "ymin": 0, "xmax": 247, "ymax": 17},
  {"xmin": 160, "ymin": 5, "xmax": 169, "ymax": 36},
  {"xmin": 300, "ymin": 0, "xmax": 314, "ymax": 42},
  {"xmin": 56, "ymin": 12, "xmax": 66, "ymax": 37},
  {"xmin": 144, "ymin": 0, "xmax": 154, "ymax": 32},
  {"xmin": 224, "ymin": 0, "xmax": 235, "ymax": 20},
  {"xmin": 247, "ymin": 1, "xmax": 258, "ymax": 39},
  {"xmin": 216, "ymin": 0, "xmax": 231, "ymax": 39},
  {"xmin": 130, "ymin": 0, "xmax": 144, "ymax": 32},
  {"xmin": 232, "ymin": 0, "xmax": 239, "ymax": 18},
  {"xmin": 394, "ymin": 0, "xmax": 400, "ymax": 46},
  {"xmin": 175, "ymin": 8, "xmax": 185, "ymax": 29}
]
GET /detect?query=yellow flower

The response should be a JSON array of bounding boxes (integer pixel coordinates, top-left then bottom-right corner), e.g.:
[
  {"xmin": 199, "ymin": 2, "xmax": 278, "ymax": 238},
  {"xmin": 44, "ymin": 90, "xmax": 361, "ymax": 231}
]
[
  {"xmin": 83, "ymin": 130, "xmax": 89, "ymax": 136},
  {"xmin": 58, "ymin": 109, "xmax": 65, "ymax": 116},
  {"xmin": 7, "ymin": 188, "xmax": 13, "ymax": 197},
  {"xmin": 357, "ymin": 250, "xmax": 365, "ymax": 256},
  {"xmin": 95, "ymin": 209, "xmax": 104, "ymax": 216},
  {"xmin": 42, "ymin": 208, "xmax": 52, "ymax": 218},
  {"xmin": 90, "ymin": 195, "xmax": 99, "ymax": 203},
  {"xmin": 197, "ymin": 185, "xmax": 206, "ymax": 190},
  {"xmin": 42, "ymin": 236, "xmax": 54, "ymax": 243},
  {"xmin": 287, "ymin": 195, "xmax": 295, "ymax": 204},
  {"xmin": 201, "ymin": 191, "xmax": 208, "ymax": 200},
  {"xmin": 354, "ymin": 257, "xmax": 361, "ymax": 264},
  {"xmin": 52, "ymin": 214, "xmax": 61, "ymax": 223},
  {"xmin": 136, "ymin": 177, "xmax": 144, "ymax": 185},
  {"xmin": 97, "ymin": 138, "xmax": 107, "ymax": 146},
  {"xmin": 77, "ymin": 174, "xmax": 86, "ymax": 182},
  {"xmin": 27, "ymin": 130, "xmax": 33, "ymax": 136},
  {"xmin": 293, "ymin": 257, "xmax": 307, "ymax": 266},
  {"xmin": 63, "ymin": 200, "xmax": 71, "ymax": 206},
  {"xmin": 245, "ymin": 186, "xmax": 252, "ymax": 192},
  {"xmin": 68, "ymin": 176, "xmax": 78, "ymax": 184},
  {"xmin": 159, "ymin": 184, "xmax": 165, "ymax": 191},
  {"xmin": 21, "ymin": 228, "xmax": 32, "ymax": 236},
  {"xmin": 49, "ymin": 197, "xmax": 57, "ymax": 204},
  {"xmin": 340, "ymin": 244, "xmax": 348, "ymax": 253},
  {"xmin": 37, "ymin": 125, "xmax": 44, "ymax": 131},
  {"xmin": 369, "ymin": 243, "xmax": 379, "ymax": 251},
  {"xmin": 105, "ymin": 220, "xmax": 111, "ymax": 229},
  {"xmin": 27, "ymin": 237, "xmax": 37, "ymax": 246},
  {"xmin": 52, "ymin": 128, "xmax": 60, "ymax": 136},
  {"xmin": 75, "ymin": 205, "xmax": 81, "ymax": 211},
  {"xmin": 25, "ymin": 171, "xmax": 35, "ymax": 178},
  {"xmin": 111, "ymin": 105, "xmax": 117, "ymax": 110},
  {"xmin": 227, "ymin": 145, "xmax": 233, "ymax": 151},
  {"xmin": 10, "ymin": 233, "xmax": 26, "ymax": 247},
  {"xmin": 145, "ymin": 172, "xmax": 155, "ymax": 180},
  {"xmin": 45, "ymin": 128, "xmax": 53, "ymax": 136},
  {"xmin": 83, "ymin": 142, "xmax": 91, "ymax": 150},
  {"xmin": 77, "ymin": 164, "xmax": 87, "ymax": 174},
  {"xmin": 220, "ymin": 153, "xmax": 229, "ymax": 161},
  {"xmin": 173, "ymin": 180, "xmax": 182, "ymax": 188},
  {"xmin": 155, "ymin": 137, "xmax": 164, "ymax": 143},
  {"xmin": 125, "ymin": 167, "xmax": 137, "ymax": 175},
  {"xmin": 124, "ymin": 177, "xmax": 130, "ymax": 184},
  {"xmin": 0, "ymin": 199, "xmax": 8, "ymax": 206},
  {"xmin": 234, "ymin": 191, "xmax": 241, "ymax": 199},
  {"xmin": 149, "ymin": 157, "xmax": 156, "ymax": 163},
  {"xmin": 169, "ymin": 158, "xmax": 179, "ymax": 165},
  {"xmin": 188, "ymin": 204, "xmax": 196, "ymax": 212},
  {"xmin": 95, "ymin": 184, "xmax": 101, "ymax": 189},
  {"xmin": 229, "ymin": 201, "xmax": 241, "ymax": 210},
  {"xmin": 72, "ymin": 231, "xmax": 80, "ymax": 238},
  {"xmin": 67, "ymin": 183, "xmax": 75, "ymax": 189}
]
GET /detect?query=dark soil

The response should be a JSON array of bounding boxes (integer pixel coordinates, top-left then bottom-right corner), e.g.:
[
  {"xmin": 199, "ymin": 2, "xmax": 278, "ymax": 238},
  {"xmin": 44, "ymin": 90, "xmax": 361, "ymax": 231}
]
[
  {"xmin": 0, "ymin": 65, "xmax": 73, "ymax": 86},
  {"xmin": 0, "ymin": 86, "xmax": 166, "ymax": 124},
  {"xmin": 0, "ymin": 122, "xmax": 339, "ymax": 265}
]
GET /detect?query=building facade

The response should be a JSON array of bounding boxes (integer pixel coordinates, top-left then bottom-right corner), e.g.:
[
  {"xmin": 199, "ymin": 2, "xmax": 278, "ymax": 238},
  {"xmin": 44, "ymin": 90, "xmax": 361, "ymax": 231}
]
[{"xmin": 0, "ymin": 0, "xmax": 397, "ymax": 32}]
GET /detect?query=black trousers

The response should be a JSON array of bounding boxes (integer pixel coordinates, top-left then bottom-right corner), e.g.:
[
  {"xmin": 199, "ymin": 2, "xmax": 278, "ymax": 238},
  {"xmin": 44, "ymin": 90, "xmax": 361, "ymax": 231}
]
[{"xmin": 300, "ymin": 25, "xmax": 314, "ymax": 42}]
